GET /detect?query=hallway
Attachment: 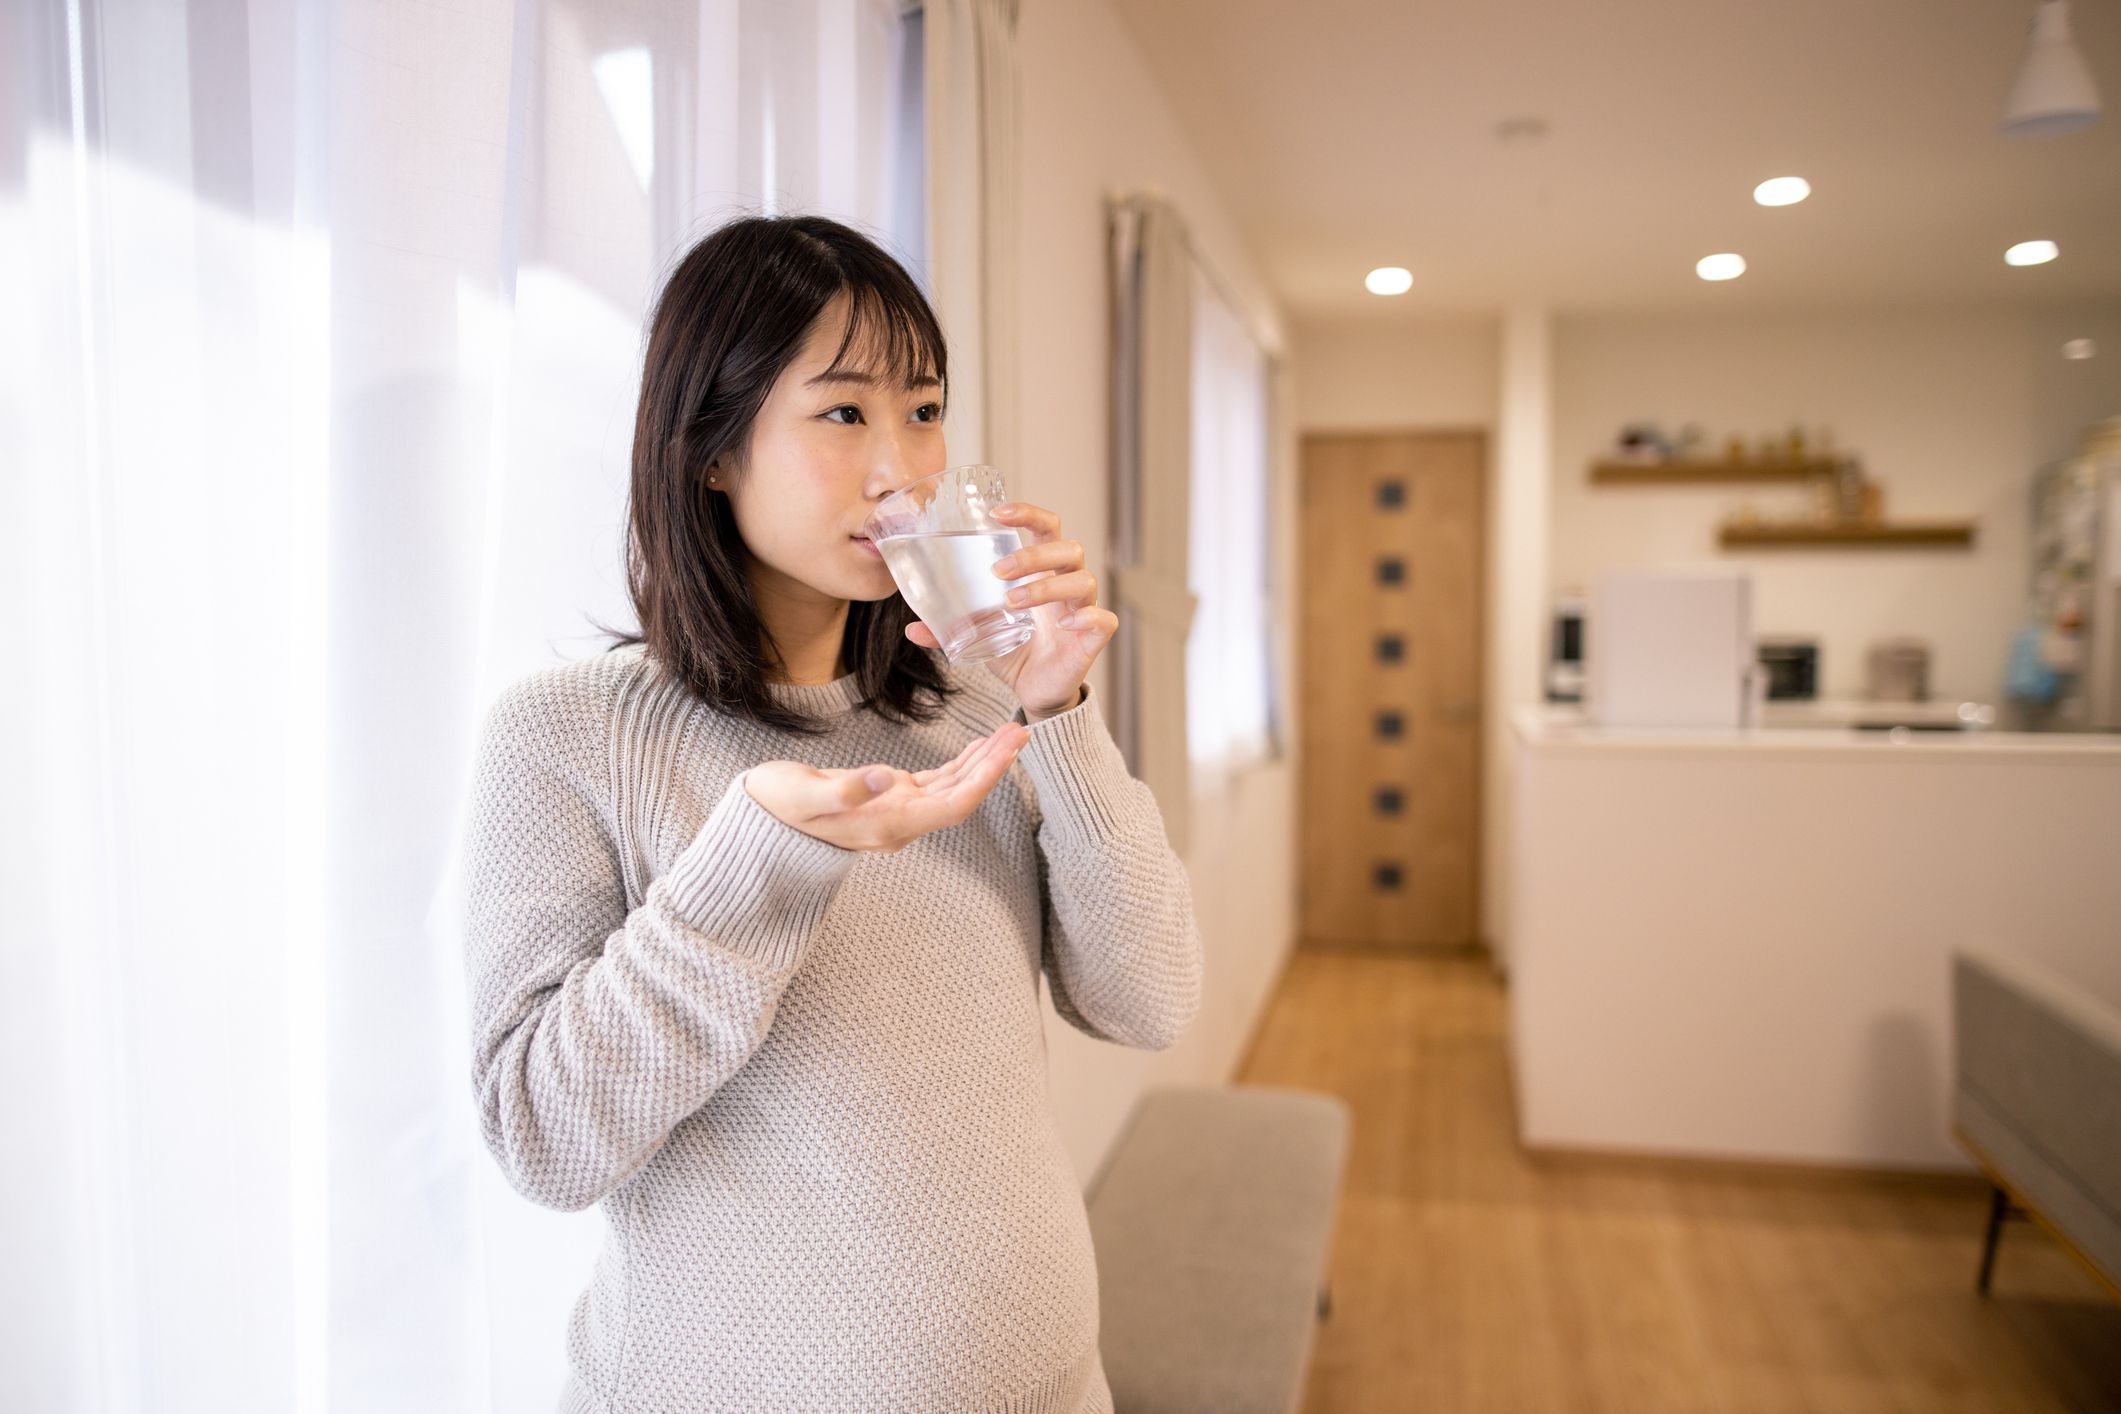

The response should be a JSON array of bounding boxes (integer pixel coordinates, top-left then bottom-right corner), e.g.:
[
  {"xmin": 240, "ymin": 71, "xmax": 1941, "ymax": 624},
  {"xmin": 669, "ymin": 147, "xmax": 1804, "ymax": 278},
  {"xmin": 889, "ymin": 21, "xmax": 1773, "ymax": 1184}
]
[{"xmin": 1238, "ymin": 949, "xmax": 2121, "ymax": 1414}]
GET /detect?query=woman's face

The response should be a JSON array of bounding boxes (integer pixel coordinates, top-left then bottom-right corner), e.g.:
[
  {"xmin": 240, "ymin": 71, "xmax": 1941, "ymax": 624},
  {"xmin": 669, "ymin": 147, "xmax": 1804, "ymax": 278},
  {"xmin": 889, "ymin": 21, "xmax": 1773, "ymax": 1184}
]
[{"xmin": 717, "ymin": 290, "xmax": 947, "ymax": 605}]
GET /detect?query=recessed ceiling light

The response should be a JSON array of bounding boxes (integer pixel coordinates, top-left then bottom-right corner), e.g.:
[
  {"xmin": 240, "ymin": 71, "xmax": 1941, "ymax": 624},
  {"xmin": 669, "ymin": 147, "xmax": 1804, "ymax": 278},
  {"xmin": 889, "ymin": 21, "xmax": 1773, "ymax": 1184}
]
[
  {"xmin": 1365, "ymin": 267, "xmax": 1414, "ymax": 296},
  {"xmin": 1696, "ymin": 253, "xmax": 1747, "ymax": 282},
  {"xmin": 1753, "ymin": 177, "xmax": 1811, "ymax": 207},
  {"xmin": 2063, "ymin": 338, "xmax": 2098, "ymax": 359},
  {"xmin": 2005, "ymin": 239, "xmax": 2060, "ymax": 266}
]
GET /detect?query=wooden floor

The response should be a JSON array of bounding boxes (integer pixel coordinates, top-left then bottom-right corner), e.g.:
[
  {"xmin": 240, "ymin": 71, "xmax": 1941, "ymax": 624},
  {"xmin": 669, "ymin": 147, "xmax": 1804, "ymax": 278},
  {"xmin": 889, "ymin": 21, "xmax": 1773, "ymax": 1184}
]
[{"xmin": 1236, "ymin": 946, "xmax": 2121, "ymax": 1414}]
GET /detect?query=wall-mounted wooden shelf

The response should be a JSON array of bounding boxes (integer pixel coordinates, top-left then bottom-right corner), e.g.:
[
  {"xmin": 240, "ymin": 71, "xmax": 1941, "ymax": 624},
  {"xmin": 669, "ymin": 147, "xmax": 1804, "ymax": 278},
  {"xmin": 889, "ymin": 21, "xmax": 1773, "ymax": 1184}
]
[
  {"xmin": 1591, "ymin": 457, "xmax": 1840, "ymax": 485},
  {"xmin": 1718, "ymin": 521, "xmax": 1977, "ymax": 549}
]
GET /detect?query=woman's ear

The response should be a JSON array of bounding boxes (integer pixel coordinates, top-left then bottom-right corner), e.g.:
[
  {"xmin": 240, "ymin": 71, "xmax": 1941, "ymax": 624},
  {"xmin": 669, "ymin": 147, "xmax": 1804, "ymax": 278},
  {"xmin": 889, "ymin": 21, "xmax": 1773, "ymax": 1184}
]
[{"xmin": 705, "ymin": 449, "xmax": 746, "ymax": 490}]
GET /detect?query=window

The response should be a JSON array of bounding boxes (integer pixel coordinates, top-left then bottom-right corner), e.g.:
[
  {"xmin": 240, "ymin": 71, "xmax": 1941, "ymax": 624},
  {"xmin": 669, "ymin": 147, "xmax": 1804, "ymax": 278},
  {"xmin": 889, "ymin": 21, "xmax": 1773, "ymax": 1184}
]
[{"xmin": 1185, "ymin": 266, "xmax": 1275, "ymax": 774}]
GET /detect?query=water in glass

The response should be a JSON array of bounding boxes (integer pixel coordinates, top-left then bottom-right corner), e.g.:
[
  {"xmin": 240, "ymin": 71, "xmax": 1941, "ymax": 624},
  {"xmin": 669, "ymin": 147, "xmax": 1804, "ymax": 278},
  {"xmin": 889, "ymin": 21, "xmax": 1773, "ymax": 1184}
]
[{"xmin": 877, "ymin": 528, "xmax": 1035, "ymax": 662}]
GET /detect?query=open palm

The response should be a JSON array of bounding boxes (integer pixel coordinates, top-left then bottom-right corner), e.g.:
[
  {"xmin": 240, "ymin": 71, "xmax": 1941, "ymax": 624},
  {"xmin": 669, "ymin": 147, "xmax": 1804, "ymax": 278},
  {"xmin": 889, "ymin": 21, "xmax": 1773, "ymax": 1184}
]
[{"xmin": 742, "ymin": 719, "xmax": 1029, "ymax": 852}]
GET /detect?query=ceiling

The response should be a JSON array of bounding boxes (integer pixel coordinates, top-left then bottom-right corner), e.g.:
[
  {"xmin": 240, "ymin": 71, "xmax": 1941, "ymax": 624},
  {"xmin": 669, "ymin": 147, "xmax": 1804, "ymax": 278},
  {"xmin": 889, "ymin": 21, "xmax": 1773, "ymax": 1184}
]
[{"xmin": 1107, "ymin": 0, "xmax": 2121, "ymax": 317}]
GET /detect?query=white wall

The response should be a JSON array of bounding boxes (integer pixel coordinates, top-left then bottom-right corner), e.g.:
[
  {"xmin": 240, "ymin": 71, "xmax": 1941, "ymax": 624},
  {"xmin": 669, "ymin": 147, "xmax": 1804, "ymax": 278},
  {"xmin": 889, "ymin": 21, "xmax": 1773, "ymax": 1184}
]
[
  {"xmin": 1550, "ymin": 304, "xmax": 2121, "ymax": 703},
  {"xmin": 1483, "ymin": 309, "xmax": 1552, "ymax": 969},
  {"xmin": 1014, "ymin": 0, "xmax": 1297, "ymax": 1186},
  {"xmin": 1290, "ymin": 315, "xmax": 1499, "ymax": 430}
]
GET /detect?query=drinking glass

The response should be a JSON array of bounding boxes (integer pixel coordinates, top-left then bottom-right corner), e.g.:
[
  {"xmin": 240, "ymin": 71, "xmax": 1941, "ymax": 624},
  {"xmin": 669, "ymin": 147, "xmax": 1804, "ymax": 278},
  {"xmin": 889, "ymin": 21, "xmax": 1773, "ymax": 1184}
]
[{"xmin": 865, "ymin": 464, "xmax": 1036, "ymax": 662}]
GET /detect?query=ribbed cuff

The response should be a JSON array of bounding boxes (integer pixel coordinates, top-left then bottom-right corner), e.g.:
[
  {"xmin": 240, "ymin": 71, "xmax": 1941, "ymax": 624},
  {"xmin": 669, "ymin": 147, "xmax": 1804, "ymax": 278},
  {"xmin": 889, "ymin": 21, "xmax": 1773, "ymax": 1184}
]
[
  {"xmin": 1015, "ymin": 681, "xmax": 1132, "ymax": 844},
  {"xmin": 1012, "ymin": 681, "xmax": 1086, "ymax": 728},
  {"xmin": 659, "ymin": 771, "xmax": 859, "ymax": 970}
]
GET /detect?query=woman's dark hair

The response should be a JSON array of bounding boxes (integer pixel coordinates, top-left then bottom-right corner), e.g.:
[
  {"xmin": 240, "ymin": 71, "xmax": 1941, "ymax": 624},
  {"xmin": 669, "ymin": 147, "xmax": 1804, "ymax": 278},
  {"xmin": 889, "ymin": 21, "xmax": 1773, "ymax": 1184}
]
[{"xmin": 600, "ymin": 214, "xmax": 957, "ymax": 736}]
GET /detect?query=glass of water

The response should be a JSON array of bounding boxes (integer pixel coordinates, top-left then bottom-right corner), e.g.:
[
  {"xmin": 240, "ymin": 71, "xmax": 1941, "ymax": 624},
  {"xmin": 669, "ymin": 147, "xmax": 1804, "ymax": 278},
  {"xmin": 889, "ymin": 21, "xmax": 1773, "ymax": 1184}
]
[{"xmin": 864, "ymin": 464, "xmax": 1036, "ymax": 662}]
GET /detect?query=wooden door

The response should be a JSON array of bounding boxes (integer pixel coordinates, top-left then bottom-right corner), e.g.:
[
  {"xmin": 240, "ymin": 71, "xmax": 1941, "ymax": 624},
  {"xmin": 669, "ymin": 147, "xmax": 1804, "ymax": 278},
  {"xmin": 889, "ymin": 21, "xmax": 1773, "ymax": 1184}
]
[{"xmin": 1299, "ymin": 430, "xmax": 1485, "ymax": 950}]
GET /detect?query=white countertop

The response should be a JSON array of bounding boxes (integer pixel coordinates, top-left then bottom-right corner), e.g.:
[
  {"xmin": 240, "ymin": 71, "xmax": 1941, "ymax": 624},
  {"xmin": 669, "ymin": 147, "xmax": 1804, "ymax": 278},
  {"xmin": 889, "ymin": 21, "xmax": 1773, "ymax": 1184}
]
[{"xmin": 1512, "ymin": 704, "xmax": 2121, "ymax": 759}]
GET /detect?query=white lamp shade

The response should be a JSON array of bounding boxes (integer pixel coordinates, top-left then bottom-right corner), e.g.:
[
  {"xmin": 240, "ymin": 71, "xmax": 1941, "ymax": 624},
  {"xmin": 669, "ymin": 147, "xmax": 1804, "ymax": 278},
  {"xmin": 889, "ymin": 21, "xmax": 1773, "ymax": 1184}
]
[{"xmin": 2002, "ymin": 0, "xmax": 2103, "ymax": 137}]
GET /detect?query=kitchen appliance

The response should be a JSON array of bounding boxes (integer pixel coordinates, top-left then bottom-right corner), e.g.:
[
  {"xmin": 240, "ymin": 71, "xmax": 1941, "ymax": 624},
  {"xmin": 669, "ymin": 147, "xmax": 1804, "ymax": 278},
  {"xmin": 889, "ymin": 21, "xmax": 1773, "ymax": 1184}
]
[
  {"xmin": 1865, "ymin": 638, "xmax": 1932, "ymax": 703},
  {"xmin": 1756, "ymin": 638, "xmax": 1820, "ymax": 701},
  {"xmin": 1588, "ymin": 569, "xmax": 1756, "ymax": 729},
  {"xmin": 1546, "ymin": 593, "xmax": 1586, "ymax": 703},
  {"xmin": 2025, "ymin": 418, "xmax": 2121, "ymax": 731}
]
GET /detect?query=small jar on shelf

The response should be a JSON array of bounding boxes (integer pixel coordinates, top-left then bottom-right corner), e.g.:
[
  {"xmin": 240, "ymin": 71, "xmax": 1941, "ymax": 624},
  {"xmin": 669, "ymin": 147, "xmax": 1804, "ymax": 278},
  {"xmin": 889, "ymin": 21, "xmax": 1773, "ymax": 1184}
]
[
  {"xmin": 1834, "ymin": 459, "xmax": 1868, "ymax": 522},
  {"xmin": 1809, "ymin": 470, "xmax": 1840, "ymax": 524}
]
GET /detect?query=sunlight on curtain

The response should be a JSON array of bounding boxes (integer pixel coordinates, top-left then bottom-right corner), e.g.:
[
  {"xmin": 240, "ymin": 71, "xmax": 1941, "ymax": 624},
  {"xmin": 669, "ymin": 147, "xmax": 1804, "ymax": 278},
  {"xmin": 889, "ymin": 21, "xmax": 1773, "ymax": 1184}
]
[
  {"xmin": 1185, "ymin": 264, "xmax": 1274, "ymax": 776},
  {"xmin": 0, "ymin": 2, "xmax": 922, "ymax": 1410}
]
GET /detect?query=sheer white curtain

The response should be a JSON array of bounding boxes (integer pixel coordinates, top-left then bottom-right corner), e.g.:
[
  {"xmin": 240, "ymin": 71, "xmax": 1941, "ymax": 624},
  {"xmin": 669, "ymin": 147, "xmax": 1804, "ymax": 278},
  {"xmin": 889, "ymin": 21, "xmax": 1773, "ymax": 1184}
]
[
  {"xmin": 923, "ymin": 0, "xmax": 1021, "ymax": 472},
  {"xmin": 0, "ymin": 2, "xmax": 921, "ymax": 1411},
  {"xmin": 1185, "ymin": 264, "xmax": 1275, "ymax": 776}
]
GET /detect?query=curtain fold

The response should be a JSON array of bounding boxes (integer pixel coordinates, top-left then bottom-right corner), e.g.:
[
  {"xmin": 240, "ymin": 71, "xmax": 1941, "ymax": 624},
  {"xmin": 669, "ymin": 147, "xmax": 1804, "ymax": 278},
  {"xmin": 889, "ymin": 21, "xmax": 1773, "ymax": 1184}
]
[
  {"xmin": 923, "ymin": 0, "xmax": 1021, "ymax": 474},
  {"xmin": 1106, "ymin": 191, "xmax": 1199, "ymax": 857}
]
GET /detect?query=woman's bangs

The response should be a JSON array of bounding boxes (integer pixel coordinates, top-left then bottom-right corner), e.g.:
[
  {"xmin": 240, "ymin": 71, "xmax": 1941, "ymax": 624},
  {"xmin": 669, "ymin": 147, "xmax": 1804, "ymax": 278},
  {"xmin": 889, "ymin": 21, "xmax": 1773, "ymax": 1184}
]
[{"xmin": 818, "ymin": 281, "xmax": 946, "ymax": 397}]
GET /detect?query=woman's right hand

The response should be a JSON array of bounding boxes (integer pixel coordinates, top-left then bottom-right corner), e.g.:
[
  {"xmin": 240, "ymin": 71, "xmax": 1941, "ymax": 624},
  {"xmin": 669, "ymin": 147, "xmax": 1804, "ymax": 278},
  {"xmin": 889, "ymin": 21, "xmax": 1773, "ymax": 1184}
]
[{"xmin": 740, "ymin": 719, "xmax": 1031, "ymax": 853}]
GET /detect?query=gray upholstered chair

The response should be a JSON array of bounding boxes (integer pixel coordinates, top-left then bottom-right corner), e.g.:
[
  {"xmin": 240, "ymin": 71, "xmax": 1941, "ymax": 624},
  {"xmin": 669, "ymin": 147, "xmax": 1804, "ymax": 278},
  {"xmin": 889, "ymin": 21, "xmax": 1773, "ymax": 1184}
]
[
  {"xmin": 1087, "ymin": 1085, "xmax": 1352, "ymax": 1414},
  {"xmin": 1952, "ymin": 948, "xmax": 2121, "ymax": 1302}
]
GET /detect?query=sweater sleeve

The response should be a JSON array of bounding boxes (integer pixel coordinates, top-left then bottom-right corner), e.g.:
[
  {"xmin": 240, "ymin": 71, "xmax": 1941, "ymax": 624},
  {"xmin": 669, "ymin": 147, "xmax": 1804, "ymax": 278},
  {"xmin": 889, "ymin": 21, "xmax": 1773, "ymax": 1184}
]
[
  {"xmin": 460, "ymin": 674, "xmax": 858, "ymax": 1211},
  {"xmin": 1011, "ymin": 680, "xmax": 1204, "ymax": 1051}
]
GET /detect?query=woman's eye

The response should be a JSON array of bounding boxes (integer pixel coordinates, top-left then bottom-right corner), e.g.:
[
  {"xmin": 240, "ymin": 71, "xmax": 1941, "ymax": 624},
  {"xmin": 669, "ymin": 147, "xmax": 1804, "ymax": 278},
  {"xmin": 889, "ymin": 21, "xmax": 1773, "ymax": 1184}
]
[
  {"xmin": 823, "ymin": 405, "xmax": 863, "ymax": 425},
  {"xmin": 914, "ymin": 403, "xmax": 942, "ymax": 423}
]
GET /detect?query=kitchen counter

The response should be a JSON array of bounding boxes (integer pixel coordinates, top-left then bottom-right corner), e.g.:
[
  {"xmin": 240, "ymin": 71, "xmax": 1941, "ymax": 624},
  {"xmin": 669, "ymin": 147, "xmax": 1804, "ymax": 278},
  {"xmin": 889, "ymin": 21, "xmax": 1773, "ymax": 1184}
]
[
  {"xmin": 1506, "ymin": 707, "xmax": 2121, "ymax": 1172},
  {"xmin": 1517, "ymin": 704, "xmax": 2121, "ymax": 757}
]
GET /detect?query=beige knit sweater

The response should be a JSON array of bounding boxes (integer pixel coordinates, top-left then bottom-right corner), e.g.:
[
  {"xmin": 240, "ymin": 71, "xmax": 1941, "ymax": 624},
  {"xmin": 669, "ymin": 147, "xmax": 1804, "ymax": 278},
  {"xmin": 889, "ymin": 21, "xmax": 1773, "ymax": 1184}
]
[{"xmin": 460, "ymin": 642, "xmax": 1203, "ymax": 1413}]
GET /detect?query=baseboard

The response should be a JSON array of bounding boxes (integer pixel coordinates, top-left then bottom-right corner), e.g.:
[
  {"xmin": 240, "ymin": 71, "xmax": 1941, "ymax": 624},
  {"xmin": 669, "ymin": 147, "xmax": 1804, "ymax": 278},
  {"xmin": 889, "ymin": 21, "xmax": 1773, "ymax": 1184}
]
[
  {"xmin": 1519, "ymin": 1139, "xmax": 1989, "ymax": 1194},
  {"xmin": 1293, "ymin": 936, "xmax": 1485, "ymax": 958}
]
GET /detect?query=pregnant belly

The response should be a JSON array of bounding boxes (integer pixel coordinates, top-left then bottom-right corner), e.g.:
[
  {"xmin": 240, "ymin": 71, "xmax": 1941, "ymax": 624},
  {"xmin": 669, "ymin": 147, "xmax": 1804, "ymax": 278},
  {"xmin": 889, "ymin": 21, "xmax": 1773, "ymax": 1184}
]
[{"xmin": 607, "ymin": 1152, "xmax": 1102, "ymax": 1410}]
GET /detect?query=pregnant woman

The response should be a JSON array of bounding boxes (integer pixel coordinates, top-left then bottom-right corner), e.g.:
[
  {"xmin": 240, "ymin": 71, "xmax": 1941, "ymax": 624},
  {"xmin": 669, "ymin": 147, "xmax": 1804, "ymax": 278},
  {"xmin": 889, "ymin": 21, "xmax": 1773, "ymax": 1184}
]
[{"xmin": 459, "ymin": 213, "xmax": 1203, "ymax": 1413}]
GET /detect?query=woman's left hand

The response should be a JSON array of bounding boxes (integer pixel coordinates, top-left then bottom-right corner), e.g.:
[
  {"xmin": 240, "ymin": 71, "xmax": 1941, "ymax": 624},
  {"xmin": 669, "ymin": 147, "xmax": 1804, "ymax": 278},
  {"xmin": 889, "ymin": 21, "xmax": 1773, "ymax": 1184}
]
[{"xmin": 901, "ymin": 501, "xmax": 1116, "ymax": 721}]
